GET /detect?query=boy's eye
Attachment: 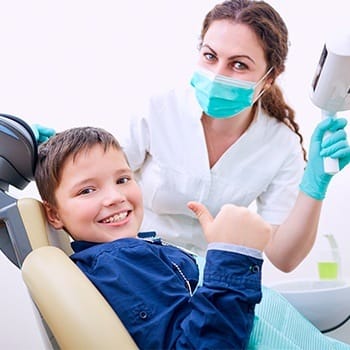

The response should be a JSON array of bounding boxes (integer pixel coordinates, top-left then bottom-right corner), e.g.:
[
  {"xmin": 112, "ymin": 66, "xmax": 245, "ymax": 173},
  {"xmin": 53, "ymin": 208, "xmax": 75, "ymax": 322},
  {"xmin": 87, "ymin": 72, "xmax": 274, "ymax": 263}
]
[
  {"xmin": 78, "ymin": 188, "xmax": 95, "ymax": 195},
  {"xmin": 117, "ymin": 176, "xmax": 130, "ymax": 185}
]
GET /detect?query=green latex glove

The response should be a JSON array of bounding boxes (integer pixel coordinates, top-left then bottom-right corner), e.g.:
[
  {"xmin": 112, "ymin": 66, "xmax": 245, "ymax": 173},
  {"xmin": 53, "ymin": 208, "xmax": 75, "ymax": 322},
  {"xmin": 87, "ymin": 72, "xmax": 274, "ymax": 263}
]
[
  {"xmin": 299, "ymin": 117, "xmax": 350, "ymax": 200},
  {"xmin": 31, "ymin": 124, "xmax": 56, "ymax": 144}
]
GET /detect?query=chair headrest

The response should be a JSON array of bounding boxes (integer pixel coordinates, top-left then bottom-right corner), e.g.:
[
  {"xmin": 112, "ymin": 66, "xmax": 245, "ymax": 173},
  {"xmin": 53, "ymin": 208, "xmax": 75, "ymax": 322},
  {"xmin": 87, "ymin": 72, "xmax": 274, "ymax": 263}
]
[{"xmin": 0, "ymin": 114, "xmax": 37, "ymax": 191}]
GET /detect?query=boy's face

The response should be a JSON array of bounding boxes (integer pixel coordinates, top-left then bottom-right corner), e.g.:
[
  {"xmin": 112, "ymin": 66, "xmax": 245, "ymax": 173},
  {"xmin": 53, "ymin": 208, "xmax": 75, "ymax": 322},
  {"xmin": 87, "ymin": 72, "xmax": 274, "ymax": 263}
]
[{"xmin": 45, "ymin": 145, "xmax": 144, "ymax": 242}]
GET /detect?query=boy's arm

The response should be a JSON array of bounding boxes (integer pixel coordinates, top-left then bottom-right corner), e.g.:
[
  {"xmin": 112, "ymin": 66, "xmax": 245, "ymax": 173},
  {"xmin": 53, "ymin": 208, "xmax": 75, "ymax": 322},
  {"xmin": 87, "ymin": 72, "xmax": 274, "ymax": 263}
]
[
  {"xmin": 171, "ymin": 202, "xmax": 271, "ymax": 349},
  {"xmin": 175, "ymin": 249, "xmax": 262, "ymax": 349},
  {"xmin": 187, "ymin": 202, "xmax": 272, "ymax": 250}
]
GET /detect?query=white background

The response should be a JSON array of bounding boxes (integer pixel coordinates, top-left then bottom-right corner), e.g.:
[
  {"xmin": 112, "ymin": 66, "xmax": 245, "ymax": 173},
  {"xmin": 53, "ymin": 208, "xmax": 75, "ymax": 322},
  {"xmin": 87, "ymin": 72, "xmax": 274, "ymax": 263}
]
[{"xmin": 2, "ymin": 0, "xmax": 350, "ymax": 284}]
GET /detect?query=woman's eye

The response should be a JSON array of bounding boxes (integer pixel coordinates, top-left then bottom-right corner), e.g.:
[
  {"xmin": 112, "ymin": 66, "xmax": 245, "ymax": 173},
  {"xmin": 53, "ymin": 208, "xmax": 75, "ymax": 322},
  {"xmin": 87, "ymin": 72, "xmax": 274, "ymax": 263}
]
[
  {"xmin": 232, "ymin": 61, "xmax": 248, "ymax": 71},
  {"xmin": 117, "ymin": 177, "xmax": 130, "ymax": 185},
  {"xmin": 203, "ymin": 52, "xmax": 216, "ymax": 62}
]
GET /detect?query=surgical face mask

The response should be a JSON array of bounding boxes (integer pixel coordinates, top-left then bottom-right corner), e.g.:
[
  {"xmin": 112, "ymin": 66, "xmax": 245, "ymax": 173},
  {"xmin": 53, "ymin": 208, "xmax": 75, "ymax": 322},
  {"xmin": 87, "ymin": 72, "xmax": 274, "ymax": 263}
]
[{"xmin": 190, "ymin": 67, "xmax": 273, "ymax": 119}]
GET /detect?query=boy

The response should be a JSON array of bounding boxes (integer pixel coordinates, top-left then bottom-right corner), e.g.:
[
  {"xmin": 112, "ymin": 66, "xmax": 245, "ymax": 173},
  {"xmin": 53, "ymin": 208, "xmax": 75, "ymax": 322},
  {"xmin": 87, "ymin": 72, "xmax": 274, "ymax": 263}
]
[{"xmin": 35, "ymin": 126, "xmax": 271, "ymax": 349}]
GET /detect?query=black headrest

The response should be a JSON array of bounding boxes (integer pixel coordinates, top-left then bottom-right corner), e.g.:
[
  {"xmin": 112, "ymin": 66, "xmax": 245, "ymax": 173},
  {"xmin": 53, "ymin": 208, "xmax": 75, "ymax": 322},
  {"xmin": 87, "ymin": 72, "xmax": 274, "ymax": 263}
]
[{"xmin": 0, "ymin": 114, "xmax": 37, "ymax": 191}]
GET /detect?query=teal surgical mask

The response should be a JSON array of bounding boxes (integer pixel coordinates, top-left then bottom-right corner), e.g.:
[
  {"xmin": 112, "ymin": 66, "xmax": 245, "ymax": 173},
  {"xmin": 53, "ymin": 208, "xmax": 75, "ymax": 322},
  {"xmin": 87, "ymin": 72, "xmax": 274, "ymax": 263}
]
[{"xmin": 190, "ymin": 67, "xmax": 273, "ymax": 119}]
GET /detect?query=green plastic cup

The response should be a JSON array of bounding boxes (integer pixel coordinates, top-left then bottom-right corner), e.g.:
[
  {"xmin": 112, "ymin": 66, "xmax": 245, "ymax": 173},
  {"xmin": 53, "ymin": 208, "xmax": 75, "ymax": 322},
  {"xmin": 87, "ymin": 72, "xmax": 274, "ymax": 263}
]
[{"xmin": 318, "ymin": 261, "xmax": 338, "ymax": 280}]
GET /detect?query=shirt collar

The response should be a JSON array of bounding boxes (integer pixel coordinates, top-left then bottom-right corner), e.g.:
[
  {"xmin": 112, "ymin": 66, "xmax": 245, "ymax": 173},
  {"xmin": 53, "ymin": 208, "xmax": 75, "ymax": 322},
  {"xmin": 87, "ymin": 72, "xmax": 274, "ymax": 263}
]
[{"xmin": 71, "ymin": 231, "xmax": 158, "ymax": 253}]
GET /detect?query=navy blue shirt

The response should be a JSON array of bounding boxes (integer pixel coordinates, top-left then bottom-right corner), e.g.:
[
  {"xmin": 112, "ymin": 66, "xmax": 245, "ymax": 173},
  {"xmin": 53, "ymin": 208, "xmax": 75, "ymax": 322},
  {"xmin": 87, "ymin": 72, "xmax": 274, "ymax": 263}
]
[{"xmin": 71, "ymin": 235, "xmax": 262, "ymax": 349}]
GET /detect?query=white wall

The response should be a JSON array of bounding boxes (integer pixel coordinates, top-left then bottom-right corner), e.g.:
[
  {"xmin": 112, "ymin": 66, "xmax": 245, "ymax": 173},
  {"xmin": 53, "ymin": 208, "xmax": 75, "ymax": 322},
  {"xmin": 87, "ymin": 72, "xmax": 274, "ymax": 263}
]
[{"xmin": 2, "ymin": 0, "xmax": 350, "ymax": 284}]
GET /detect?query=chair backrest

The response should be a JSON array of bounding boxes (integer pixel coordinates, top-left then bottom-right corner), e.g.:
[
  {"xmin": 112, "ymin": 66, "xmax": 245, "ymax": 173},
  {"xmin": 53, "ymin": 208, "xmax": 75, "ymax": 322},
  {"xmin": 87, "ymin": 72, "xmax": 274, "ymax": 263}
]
[
  {"xmin": 22, "ymin": 246, "xmax": 138, "ymax": 350},
  {"xmin": 19, "ymin": 198, "xmax": 138, "ymax": 350},
  {"xmin": 17, "ymin": 197, "xmax": 73, "ymax": 255}
]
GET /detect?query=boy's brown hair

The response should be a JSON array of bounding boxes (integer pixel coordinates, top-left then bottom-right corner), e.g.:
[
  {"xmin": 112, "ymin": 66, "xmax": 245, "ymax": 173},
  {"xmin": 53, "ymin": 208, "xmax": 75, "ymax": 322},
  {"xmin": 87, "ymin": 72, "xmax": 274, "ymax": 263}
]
[{"xmin": 35, "ymin": 126, "xmax": 123, "ymax": 207}]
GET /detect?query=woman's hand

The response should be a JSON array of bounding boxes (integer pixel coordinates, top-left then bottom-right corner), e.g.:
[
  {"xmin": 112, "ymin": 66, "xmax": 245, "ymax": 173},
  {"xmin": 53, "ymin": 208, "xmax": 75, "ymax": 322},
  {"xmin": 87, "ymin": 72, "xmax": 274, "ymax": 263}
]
[
  {"xmin": 31, "ymin": 124, "xmax": 56, "ymax": 144},
  {"xmin": 300, "ymin": 117, "xmax": 350, "ymax": 200}
]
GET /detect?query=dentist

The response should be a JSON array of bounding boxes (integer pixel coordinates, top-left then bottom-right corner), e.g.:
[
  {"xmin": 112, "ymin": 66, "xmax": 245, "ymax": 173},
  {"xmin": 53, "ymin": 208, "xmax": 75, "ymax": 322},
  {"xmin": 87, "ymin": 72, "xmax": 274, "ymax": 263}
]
[{"xmin": 117, "ymin": 0, "xmax": 350, "ymax": 273}]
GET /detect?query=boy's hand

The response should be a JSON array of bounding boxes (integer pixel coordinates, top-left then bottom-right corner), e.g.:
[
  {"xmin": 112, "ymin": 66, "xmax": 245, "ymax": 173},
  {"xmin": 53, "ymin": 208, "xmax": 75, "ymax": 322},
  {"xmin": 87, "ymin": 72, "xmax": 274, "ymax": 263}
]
[{"xmin": 188, "ymin": 202, "xmax": 272, "ymax": 252}]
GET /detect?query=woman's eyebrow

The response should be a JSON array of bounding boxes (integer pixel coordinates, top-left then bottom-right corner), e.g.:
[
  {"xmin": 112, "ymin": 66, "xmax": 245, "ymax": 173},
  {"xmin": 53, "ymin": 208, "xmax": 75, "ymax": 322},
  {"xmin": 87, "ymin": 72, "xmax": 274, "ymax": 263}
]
[
  {"xmin": 228, "ymin": 54, "xmax": 256, "ymax": 65},
  {"xmin": 201, "ymin": 44, "xmax": 216, "ymax": 55},
  {"xmin": 201, "ymin": 43, "xmax": 256, "ymax": 64}
]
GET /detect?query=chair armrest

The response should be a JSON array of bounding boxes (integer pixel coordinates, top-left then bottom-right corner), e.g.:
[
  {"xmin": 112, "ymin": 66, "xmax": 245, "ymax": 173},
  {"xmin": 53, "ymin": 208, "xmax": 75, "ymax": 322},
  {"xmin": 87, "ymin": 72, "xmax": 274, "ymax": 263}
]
[{"xmin": 22, "ymin": 246, "xmax": 138, "ymax": 350}]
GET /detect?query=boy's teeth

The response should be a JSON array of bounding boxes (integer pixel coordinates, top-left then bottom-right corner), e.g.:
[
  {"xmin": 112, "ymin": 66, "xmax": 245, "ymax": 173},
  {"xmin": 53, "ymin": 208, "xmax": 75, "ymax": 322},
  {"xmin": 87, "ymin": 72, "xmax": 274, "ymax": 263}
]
[{"xmin": 103, "ymin": 212, "xmax": 128, "ymax": 223}]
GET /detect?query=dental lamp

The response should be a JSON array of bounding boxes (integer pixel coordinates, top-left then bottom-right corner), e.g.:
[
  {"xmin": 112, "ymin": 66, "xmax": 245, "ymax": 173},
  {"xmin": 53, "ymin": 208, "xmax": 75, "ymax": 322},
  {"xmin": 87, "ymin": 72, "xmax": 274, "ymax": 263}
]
[{"xmin": 310, "ymin": 32, "xmax": 350, "ymax": 174}]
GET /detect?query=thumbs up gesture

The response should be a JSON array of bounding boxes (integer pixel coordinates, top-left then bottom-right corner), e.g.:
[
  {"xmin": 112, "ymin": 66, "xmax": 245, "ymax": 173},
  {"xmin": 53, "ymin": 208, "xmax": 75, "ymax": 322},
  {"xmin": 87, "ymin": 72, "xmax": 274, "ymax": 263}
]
[{"xmin": 188, "ymin": 202, "xmax": 271, "ymax": 252}]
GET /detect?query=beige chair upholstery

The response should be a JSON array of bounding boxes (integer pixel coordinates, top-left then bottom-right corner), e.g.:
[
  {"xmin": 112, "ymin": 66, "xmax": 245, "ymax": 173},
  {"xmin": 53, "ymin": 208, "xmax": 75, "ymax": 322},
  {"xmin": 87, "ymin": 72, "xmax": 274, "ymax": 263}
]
[
  {"xmin": 17, "ymin": 197, "xmax": 73, "ymax": 255},
  {"xmin": 19, "ymin": 198, "xmax": 138, "ymax": 350},
  {"xmin": 22, "ymin": 246, "xmax": 137, "ymax": 350}
]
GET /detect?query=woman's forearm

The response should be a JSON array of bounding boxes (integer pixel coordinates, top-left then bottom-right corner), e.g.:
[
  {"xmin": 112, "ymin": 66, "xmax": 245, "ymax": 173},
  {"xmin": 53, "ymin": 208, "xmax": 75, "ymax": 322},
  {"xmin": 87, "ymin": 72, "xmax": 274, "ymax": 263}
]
[{"xmin": 265, "ymin": 191, "xmax": 322, "ymax": 272}]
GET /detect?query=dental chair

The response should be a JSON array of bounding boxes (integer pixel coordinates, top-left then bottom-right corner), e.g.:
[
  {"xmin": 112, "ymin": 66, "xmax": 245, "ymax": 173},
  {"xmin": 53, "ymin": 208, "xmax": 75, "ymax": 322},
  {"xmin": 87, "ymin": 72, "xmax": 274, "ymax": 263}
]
[
  {"xmin": 0, "ymin": 114, "xmax": 137, "ymax": 349},
  {"xmin": 21, "ymin": 215, "xmax": 137, "ymax": 350}
]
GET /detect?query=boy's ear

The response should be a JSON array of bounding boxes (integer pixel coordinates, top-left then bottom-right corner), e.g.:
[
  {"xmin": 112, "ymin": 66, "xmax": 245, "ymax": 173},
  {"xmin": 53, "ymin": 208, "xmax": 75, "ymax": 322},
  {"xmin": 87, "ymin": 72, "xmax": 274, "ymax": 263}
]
[{"xmin": 43, "ymin": 201, "xmax": 64, "ymax": 229}]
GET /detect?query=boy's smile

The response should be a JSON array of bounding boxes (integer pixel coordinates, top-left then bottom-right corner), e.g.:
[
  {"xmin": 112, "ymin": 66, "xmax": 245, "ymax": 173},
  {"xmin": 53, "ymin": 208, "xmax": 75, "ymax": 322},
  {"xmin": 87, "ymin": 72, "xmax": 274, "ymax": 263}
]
[{"xmin": 45, "ymin": 144, "xmax": 144, "ymax": 242}]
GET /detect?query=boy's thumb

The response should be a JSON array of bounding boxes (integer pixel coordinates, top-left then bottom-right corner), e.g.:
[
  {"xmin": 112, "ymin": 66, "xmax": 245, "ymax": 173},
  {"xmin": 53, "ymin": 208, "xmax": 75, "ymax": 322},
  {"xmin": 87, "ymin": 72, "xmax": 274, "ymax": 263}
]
[{"xmin": 187, "ymin": 201, "xmax": 213, "ymax": 227}]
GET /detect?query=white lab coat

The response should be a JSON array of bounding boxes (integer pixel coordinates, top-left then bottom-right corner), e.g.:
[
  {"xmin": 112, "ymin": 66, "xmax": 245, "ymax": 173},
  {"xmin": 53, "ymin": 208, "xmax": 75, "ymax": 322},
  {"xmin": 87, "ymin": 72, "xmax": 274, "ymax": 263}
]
[{"xmin": 120, "ymin": 87, "xmax": 305, "ymax": 255}]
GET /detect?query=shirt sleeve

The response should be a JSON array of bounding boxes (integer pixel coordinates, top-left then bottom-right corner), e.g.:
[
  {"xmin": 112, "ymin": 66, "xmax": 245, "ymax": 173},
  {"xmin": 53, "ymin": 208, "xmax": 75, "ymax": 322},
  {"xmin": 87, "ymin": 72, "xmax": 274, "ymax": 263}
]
[
  {"xmin": 208, "ymin": 242, "xmax": 262, "ymax": 259},
  {"xmin": 118, "ymin": 101, "xmax": 151, "ymax": 172},
  {"xmin": 257, "ymin": 144, "xmax": 305, "ymax": 224},
  {"xmin": 174, "ymin": 249, "xmax": 262, "ymax": 349}
]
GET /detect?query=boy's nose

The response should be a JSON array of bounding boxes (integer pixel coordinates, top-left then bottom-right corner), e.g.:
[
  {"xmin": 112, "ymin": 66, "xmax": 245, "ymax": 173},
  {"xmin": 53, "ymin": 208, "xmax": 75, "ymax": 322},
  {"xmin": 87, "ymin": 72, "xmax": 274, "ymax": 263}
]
[{"xmin": 102, "ymin": 188, "xmax": 126, "ymax": 206}]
